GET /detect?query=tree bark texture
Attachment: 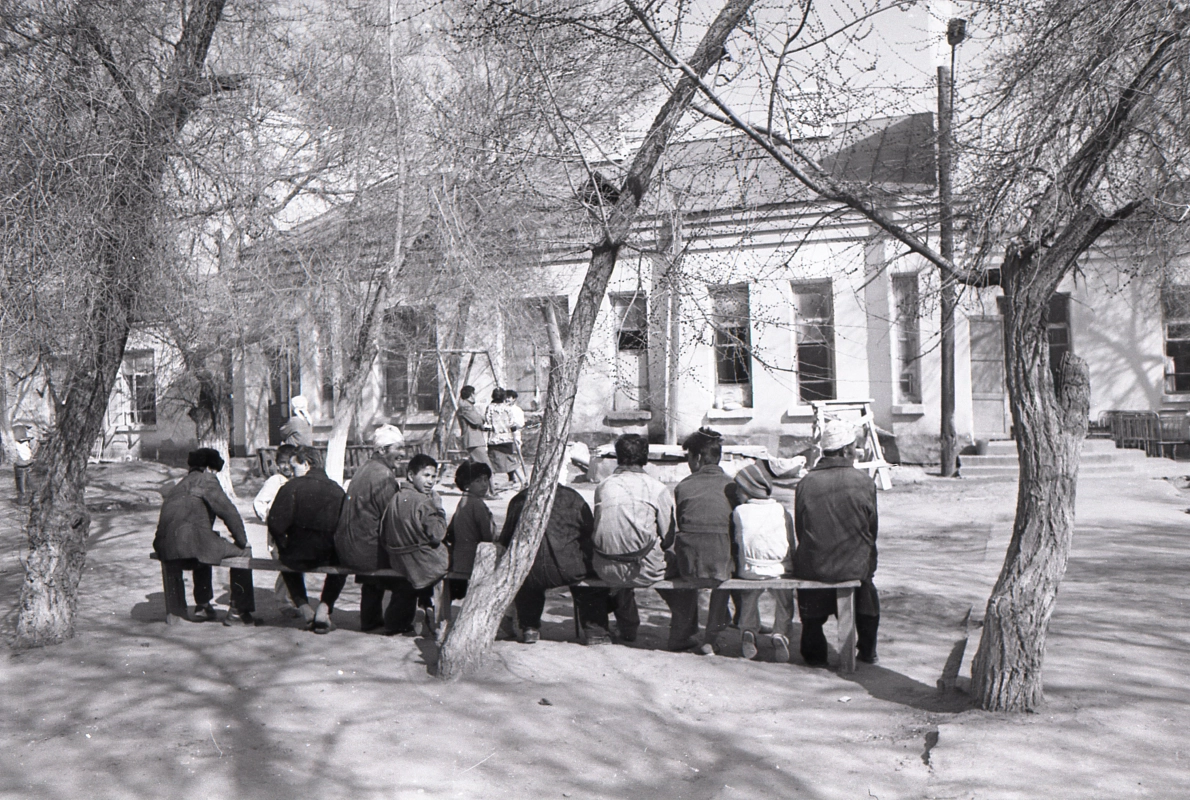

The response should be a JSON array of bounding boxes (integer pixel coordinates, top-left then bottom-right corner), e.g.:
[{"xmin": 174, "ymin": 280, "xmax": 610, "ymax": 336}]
[
  {"xmin": 435, "ymin": 0, "xmax": 757, "ymax": 680},
  {"xmin": 16, "ymin": 0, "xmax": 230, "ymax": 647},
  {"xmin": 970, "ymin": 248, "xmax": 1090, "ymax": 711}
]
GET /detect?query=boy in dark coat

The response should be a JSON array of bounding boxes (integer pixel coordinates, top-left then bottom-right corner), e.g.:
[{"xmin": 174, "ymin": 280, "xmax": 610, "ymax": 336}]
[
  {"xmin": 153, "ymin": 448, "xmax": 255, "ymax": 625},
  {"xmin": 500, "ymin": 480, "xmax": 625, "ymax": 645},
  {"xmin": 658, "ymin": 427, "xmax": 739, "ymax": 654},
  {"xmin": 334, "ymin": 424, "xmax": 403, "ymax": 631},
  {"xmin": 444, "ymin": 461, "xmax": 495, "ymax": 600},
  {"xmin": 381, "ymin": 453, "xmax": 449, "ymax": 635},
  {"xmin": 268, "ymin": 446, "xmax": 347, "ymax": 633},
  {"xmin": 793, "ymin": 419, "xmax": 880, "ymax": 666}
]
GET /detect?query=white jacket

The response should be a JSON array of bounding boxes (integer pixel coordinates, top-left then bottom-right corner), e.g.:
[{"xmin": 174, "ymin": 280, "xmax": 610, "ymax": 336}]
[{"xmin": 732, "ymin": 499, "xmax": 794, "ymax": 579}]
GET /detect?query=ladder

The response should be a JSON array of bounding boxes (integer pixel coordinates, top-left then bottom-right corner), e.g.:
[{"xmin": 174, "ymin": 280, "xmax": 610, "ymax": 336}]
[{"xmin": 811, "ymin": 399, "xmax": 893, "ymax": 490}]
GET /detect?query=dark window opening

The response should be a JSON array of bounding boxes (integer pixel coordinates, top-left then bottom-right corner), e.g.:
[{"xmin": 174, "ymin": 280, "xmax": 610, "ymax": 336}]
[
  {"xmin": 122, "ymin": 351, "xmax": 156, "ymax": 426},
  {"xmin": 893, "ymin": 274, "xmax": 922, "ymax": 404},
  {"xmin": 792, "ymin": 281, "xmax": 835, "ymax": 403},
  {"xmin": 711, "ymin": 284, "xmax": 751, "ymax": 385},
  {"xmin": 383, "ymin": 307, "xmax": 438, "ymax": 414},
  {"xmin": 1163, "ymin": 286, "xmax": 1190, "ymax": 393}
]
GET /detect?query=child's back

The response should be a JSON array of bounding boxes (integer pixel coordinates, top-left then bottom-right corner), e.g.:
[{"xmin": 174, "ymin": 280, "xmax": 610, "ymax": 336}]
[
  {"xmin": 382, "ymin": 484, "xmax": 449, "ymax": 589},
  {"xmin": 733, "ymin": 497, "xmax": 794, "ymax": 579}
]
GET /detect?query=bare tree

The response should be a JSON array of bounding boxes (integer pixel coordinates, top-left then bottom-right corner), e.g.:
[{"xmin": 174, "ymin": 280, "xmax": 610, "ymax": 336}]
[
  {"xmin": 2, "ymin": 0, "xmax": 242, "ymax": 646},
  {"xmin": 437, "ymin": 0, "xmax": 757, "ymax": 678},
  {"xmin": 630, "ymin": 0, "xmax": 1190, "ymax": 710}
]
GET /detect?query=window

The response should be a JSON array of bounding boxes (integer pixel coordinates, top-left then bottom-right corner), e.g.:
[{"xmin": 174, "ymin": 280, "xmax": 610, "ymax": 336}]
[
  {"xmin": 383, "ymin": 307, "xmax": 438, "ymax": 414},
  {"xmin": 892, "ymin": 274, "xmax": 922, "ymax": 404},
  {"xmin": 504, "ymin": 296, "xmax": 570, "ymax": 405},
  {"xmin": 1163, "ymin": 286, "xmax": 1190, "ymax": 393},
  {"xmin": 265, "ymin": 339, "xmax": 299, "ymax": 446},
  {"xmin": 319, "ymin": 340, "xmax": 335, "ymax": 418},
  {"xmin": 1046, "ymin": 293, "xmax": 1072, "ymax": 388},
  {"xmin": 121, "ymin": 351, "xmax": 156, "ymax": 426},
  {"xmin": 792, "ymin": 281, "xmax": 836, "ymax": 403},
  {"xmin": 710, "ymin": 284, "xmax": 751, "ymax": 407},
  {"xmin": 611, "ymin": 293, "xmax": 648, "ymax": 351},
  {"xmin": 611, "ymin": 293, "xmax": 649, "ymax": 410}
]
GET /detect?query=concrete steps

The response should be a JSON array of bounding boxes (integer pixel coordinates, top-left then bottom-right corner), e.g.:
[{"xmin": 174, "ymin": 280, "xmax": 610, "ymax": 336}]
[{"xmin": 959, "ymin": 437, "xmax": 1150, "ymax": 479}]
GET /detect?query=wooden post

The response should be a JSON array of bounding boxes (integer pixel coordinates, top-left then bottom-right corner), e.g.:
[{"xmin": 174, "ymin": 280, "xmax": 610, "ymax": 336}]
[
  {"xmin": 938, "ymin": 63, "xmax": 959, "ymax": 477},
  {"xmin": 161, "ymin": 561, "xmax": 190, "ymax": 624},
  {"xmin": 836, "ymin": 586, "xmax": 857, "ymax": 673}
]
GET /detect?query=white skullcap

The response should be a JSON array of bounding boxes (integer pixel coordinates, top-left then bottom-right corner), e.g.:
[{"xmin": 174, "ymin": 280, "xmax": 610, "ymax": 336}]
[
  {"xmin": 372, "ymin": 424, "xmax": 405, "ymax": 447},
  {"xmin": 820, "ymin": 419, "xmax": 858, "ymax": 452},
  {"xmin": 290, "ymin": 395, "xmax": 308, "ymax": 411}
]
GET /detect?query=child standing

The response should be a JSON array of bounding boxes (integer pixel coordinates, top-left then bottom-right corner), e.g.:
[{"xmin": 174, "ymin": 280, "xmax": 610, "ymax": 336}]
[
  {"xmin": 445, "ymin": 461, "xmax": 495, "ymax": 603},
  {"xmin": 382, "ymin": 454, "xmax": 449, "ymax": 637},
  {"xmin": 732, "ymin": 463, "xmax": 795, "ymax": 662}
]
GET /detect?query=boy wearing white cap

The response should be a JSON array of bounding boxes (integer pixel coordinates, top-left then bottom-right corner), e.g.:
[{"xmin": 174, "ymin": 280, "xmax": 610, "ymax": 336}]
[{"xmin": 793, "ymin": 419, "xmax": 880, "ymax": 666}]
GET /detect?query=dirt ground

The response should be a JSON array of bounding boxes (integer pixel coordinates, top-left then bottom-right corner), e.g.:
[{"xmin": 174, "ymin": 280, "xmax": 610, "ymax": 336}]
[{"xmin": 2, "ymin": 458, "xmax": 1188, "ymax": 799}]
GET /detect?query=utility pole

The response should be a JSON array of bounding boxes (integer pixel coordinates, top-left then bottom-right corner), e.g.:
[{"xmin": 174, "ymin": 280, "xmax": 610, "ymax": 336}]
[{"xmin": 938, "ymin": 18, "xmax": 965, "ymax": 477}]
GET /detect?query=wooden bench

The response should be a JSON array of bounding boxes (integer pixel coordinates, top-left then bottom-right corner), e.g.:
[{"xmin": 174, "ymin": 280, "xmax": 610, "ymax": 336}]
[{"xmin": 151, "ymin": 554, "xmax": 862, "ymax": 671}]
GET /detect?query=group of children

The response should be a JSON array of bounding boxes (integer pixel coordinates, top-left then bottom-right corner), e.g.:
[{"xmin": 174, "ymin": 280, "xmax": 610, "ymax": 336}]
[
  {"xmin": 250, "ymin": 437, "xmax": 498, "ymax": 636},
  {"xmin": 183, "ymin": 419, "xmax": 848, "ymax": 664}
]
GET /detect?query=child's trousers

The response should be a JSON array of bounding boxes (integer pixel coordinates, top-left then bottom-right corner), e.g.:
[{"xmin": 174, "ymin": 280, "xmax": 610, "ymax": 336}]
[{"xmin": 736, "ymin": 588, "xmax": 794, "ymax": 638}]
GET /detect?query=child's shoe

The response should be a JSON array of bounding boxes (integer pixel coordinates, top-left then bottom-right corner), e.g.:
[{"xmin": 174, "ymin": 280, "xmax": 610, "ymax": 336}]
[
  {"xmin": 193, "ymin": 603, "xmax": 218, "ymax": 623},
  {"xmin": 771, "ymin": 634, "xmax": 791, "ymax": 663},
  {"xmin": 741, "ymin": 630, "xmax": 759, "ymax": 660}
]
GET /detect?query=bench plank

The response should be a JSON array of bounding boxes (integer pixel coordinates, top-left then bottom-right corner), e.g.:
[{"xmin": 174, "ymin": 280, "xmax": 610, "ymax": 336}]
[
  {"xmin": 151, "ymin": 553, "xmax": 857, "ymax": 590},
  {"xmin": 150, "ymin": 552, "xmax": 859, "ymax": 671}
]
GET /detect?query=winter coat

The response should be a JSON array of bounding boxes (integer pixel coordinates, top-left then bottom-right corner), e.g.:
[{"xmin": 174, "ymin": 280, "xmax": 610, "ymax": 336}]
[
  {"xmin": 154, "ymin": 470, "xmax": 248, "ymax": 565},
  {"xmin": 267, "ymin": 467, "xmax": 345, "ymax": 570},
  {"xmin": 671, "ymin": 464, "xmax": 739, "ymax": 581},
  {"xmin": 502, "ymin": 484, "xmax": 596, "ymax": 588},
  {"xmin": 792, "ymin": 455, "xmax": 878, "ymax": 583},
  {"xmin": 334, "ymin": 456, "xmax": 398, "ymax": 571},
  {"xmin": 457, "ymin": 399, "xmax": 487, "ymax": 450},
  {"xmin": 591, "ymin": 466, "xmax": 674, "ymax": 586},
  {"xmin": 381, "ymin": 486, "xmax": 449, "ymax": 589},
  {"xmin": 732, "ymin": 498, "xmax": 794, "ymax": 579},
  {"xmin": 279, "ymin": 416, "xmax": 313, "ymax": 446},
  {"xmin": 446, "ymin": 494, "xmax": 495, "ymax": 580}
]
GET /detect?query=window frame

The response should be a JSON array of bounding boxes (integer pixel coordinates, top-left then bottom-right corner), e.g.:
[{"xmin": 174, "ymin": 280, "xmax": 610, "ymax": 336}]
[
  {"xmin": 382, "ymin": 307, "xmax": 439, "ymax": 415},
  {"xmin": 791, "ymin": 280, "xmax": 836, "ymax": 403},
  {"xmin": 121, "ymin": 350, "xmax": 157, "ymax": 427},
  {"xmin": 892, "ymin": 273, "xmax": 923, "ymax": 404},
  {"xmin": 1163, "ymin": 286, "xmax": 1190, "ymax": 394}
]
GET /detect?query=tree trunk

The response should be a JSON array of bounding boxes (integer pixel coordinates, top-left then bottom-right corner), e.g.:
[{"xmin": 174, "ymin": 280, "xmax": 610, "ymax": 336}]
[
  {"xmin": 431, "ymin": 293, "xmax": 472, "ymax": 460},
  {"xmin": 16, "ymin": 0, "xmax": 230, "ymax": 647},
  {"xmin": 326, "ymin": 7, "xmax": 410, "ymax": 485},
  {"xmin": 436, "ymin": 0, "xmax": 757, "ymax": 679},
  {"xmin": 970, "ymin": 250, "xmax": 1090, "ymax": 711},
  {"xmin": 189, "ymin": 362, "xmax": 236, "ymax": 498}
]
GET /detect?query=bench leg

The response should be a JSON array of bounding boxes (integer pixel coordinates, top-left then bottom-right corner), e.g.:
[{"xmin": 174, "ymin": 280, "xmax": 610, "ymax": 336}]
[
  {"xmin": 161, "ymin": 561, "xmax": 189, "ymax": 624},
  {"xmin": 837, "ymin": 587, "xmax": 856, "ymax": 673}
]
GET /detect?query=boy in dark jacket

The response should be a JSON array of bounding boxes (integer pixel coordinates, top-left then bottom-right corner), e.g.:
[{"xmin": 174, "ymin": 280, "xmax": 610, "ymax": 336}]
[
  {"xmin": 659, "ymin": 427, "xmax": 739, "ymax": 655},
  {"xmin": 382, "ymin": 454, "xmax": 449, "ymax": 636},
  {"xmin": 268, "ymin": 446, "xmax": 347, "ymax": 634},
  {"xmin": 445, "ymin": 461, "xmax": 495, "ymax": 600},
  {"xmin": 500, "ymin": 480, "xmax": 625, "ymax": 645},
  {"xmin": 154, "ymin": 448, "xmax": 255, "ymax": 625}
]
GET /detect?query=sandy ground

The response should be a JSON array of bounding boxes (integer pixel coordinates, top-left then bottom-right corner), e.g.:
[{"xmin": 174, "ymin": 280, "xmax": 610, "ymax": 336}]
[{"xmin": 1, "ymin": 458, "xmax": 1188, "ymax": 799}]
